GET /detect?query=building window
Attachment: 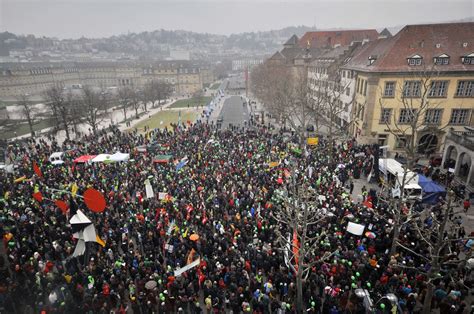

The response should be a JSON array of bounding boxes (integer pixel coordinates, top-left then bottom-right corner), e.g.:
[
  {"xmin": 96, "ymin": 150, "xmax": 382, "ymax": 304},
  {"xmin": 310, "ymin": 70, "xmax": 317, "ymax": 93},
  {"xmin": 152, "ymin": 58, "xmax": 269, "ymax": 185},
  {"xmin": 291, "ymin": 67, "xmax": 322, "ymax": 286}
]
[
  {"xmin": 363, "ymin": 80, "xmax": 367, "ymax": 96},
  {"xmin": 455, "ymin": 80, "xmax": 474, "ymax": 97},
  {"xmin": 424, "ymin": 109, "xmax": 443, "ymax": 124},
  {"xmin": 345, "ymin": 87, "xmax": 350, "ymax": 96},
  {"xmin": 449, "ymin": 109, "xmax": 470, "ymax": 125},
  {"xmin": 403, "ymin": 81, "xmax": 421, "ymax": 97},
  {"xmin": 398, "ymin": 108, "xmax": 417, "ymax": 124},
  {"xmin": 383, "ymin": 82, "xmax": 395, "ymax": 97},
  {"xmin": 395, "ymin": 136, "xmax": 410, "ymax": 148},
  {"xmin": 407, "ymin": 56, "xmax": 422, "ymax": 66},
  {"xmin": 433, "ymin": 56, "xmax": 449, "ymax": 65},
  {"xmin": 461, "ymin": 54, "xmax": 474, "ymax": 65},
  {"xmin": 429, "ymin": 81, "xmax": 448, "ymax": 97},
  {"xmin": 377, "ymin": 134, "xmax": 388, "ymax": 146},
  {"xmin": 379, "ymin": 108, "xmax": 392, "ymax": 124}
]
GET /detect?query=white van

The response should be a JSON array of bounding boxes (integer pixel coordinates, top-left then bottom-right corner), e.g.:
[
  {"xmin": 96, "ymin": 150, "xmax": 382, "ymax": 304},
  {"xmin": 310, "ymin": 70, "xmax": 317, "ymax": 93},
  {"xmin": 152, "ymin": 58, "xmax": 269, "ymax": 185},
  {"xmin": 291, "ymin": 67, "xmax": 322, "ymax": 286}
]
[
  {"xmin": 49, "ymin": 152, "xmax": 64, "ymax": 165},
  {"xmin": 378, "ymin": 158, "xmax": 422, "ymax": 201}
]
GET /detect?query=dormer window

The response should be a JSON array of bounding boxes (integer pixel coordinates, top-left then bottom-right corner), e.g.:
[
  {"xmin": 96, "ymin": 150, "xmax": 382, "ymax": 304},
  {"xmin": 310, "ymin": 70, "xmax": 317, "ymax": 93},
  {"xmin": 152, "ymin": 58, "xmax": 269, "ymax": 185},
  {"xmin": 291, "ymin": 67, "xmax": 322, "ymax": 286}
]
[
  {"xmin": 368, "ymin": 55, "xmax": 377, "ymax": 65},
  {"xmin": 407, "ymin": 54, "xmax": 422, "ymax": 66},
  {"xmin": 433, "ymin": 54, "xmax": 450, "ymax": 65},
  {"xmin": 461, "ymin": 53, "xmax": 474, "ymax": 65}
]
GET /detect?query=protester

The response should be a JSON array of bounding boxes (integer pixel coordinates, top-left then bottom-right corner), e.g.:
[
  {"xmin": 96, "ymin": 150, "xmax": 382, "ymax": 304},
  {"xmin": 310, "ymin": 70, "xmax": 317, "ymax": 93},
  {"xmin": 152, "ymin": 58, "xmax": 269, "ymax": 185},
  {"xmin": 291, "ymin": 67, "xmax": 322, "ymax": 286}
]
[{"xmin": 0, "ymin": 121, "xmax": 471, "ymax": 314}]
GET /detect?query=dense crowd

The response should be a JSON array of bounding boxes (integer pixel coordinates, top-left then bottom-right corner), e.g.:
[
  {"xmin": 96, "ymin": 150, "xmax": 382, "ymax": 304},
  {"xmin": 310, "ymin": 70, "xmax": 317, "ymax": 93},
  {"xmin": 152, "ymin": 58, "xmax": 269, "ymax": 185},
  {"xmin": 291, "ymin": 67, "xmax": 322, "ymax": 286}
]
[{"xmin": 0, "ymin": 121, "xmax": 472, "ymax": 314}]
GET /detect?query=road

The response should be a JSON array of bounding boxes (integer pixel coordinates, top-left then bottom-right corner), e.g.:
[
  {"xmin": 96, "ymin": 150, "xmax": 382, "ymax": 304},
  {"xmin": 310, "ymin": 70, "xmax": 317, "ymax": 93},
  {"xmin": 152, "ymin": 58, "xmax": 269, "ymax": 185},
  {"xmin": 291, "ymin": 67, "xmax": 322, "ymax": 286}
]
[{"xmin": 218, "ymin": 95, "xmax": 250, "ymax": 129}]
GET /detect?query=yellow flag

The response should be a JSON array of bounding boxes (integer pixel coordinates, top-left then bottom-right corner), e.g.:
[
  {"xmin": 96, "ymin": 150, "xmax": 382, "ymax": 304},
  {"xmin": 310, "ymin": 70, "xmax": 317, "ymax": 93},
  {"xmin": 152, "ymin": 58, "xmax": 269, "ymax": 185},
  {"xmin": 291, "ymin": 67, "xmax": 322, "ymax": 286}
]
[
  {"xmin": 268, "ymin": 161, "xmax": 280, "ymax": 168},
  {"xmin": 14, "ymin": 176, "xmax": 27, "ymax": 183},
  {"xmin": 307, "ymin": 137, "xmax": 319, "ymax": 146},
  {"xmin": 96, "ymin": 235, "xmax": 106, "ymax": 247},
  {"xmin": 71, "ymin": 183, "xmax": 78, "ymax": 197}
]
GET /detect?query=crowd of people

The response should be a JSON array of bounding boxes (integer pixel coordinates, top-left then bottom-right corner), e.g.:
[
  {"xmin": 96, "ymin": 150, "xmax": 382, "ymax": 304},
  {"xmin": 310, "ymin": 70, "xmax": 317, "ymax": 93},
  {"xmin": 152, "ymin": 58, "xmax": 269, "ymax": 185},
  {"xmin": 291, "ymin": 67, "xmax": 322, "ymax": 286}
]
[{"xmin": 0, "ymin": 119, "xmax": 472, "ymax": 314}]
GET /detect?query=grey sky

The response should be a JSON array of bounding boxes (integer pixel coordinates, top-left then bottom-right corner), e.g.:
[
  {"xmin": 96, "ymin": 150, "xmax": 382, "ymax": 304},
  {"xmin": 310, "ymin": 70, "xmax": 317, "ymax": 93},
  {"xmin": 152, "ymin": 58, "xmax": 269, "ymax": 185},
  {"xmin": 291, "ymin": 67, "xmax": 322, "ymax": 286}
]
[{"xmin": 1, "ymin": 0, "xmax": 473, "ymax": 39}]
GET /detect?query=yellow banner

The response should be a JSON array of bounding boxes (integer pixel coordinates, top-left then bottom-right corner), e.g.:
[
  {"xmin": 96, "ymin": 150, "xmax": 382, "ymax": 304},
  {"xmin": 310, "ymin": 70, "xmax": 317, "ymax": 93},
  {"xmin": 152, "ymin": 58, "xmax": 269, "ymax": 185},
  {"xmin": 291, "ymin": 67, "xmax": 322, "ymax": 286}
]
[{"xmin": 307, "ymin": 137, "xmax": 319, "ymax": 146}]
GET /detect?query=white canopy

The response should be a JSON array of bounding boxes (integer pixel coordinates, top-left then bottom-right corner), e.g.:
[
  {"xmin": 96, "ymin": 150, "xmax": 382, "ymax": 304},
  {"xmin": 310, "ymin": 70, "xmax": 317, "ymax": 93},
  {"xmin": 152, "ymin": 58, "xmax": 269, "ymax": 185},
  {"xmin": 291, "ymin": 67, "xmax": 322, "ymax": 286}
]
[
  {"xmin": 91, "ymin": 154, "xmax": 112, "ymax": 163},
  {"xmin": 50, "ymin": 152, "xmax": 64, "ymax": 159},
  {"xmin": 110, "ymin": 152, "xmax": 130, "ymax": 162}
]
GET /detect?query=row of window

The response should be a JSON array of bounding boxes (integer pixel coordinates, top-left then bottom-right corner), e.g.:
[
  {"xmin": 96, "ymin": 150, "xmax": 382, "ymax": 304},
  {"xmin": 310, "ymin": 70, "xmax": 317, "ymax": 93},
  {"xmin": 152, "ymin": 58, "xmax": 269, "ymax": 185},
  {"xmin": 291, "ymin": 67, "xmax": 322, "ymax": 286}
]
[
  {"xmin": 406, "ymin": 54, "xmax": 474, "ymax": 66},
  {"xmin": 383, "ymin": 80, "xmax": 474, "ymax": 98},
  {"xmin": 379, "ymin": 108, "xmax": 471, "ymax": 125}
]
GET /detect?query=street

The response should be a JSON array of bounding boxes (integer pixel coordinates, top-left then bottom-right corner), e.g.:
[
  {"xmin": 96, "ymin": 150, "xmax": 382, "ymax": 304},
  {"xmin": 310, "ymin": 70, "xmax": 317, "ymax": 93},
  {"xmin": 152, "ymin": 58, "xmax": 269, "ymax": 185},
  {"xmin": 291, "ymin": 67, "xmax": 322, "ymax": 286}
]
[{"xmin": 218, "ymin": 95, "xmax": 250, "ymax": 129}]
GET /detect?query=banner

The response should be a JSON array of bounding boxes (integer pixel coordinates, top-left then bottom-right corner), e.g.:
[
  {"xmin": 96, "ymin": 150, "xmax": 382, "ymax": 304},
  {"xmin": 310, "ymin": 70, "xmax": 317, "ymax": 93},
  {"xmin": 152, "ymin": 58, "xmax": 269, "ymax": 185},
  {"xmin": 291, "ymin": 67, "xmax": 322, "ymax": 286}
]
[
  {"xmin": 347, "ymin": 222, "xmax": 365, "ymax": 236},
  {"xmin": 307, "ymin": 137, "xmax": 319, "ymax": 146},
  {"xmin": 174, "ymin": 258, "xmax": 200, "ymax": 277},
  {"xmin": 145, "ymin": 179, "xmax": 154, "ymax": 199}
]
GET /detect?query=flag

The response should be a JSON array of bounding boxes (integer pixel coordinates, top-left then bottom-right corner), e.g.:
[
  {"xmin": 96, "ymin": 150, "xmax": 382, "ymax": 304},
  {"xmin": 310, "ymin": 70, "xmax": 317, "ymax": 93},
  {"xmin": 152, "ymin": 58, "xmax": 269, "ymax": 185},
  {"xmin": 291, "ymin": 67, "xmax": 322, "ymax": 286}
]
[
  {"xmin": 307, "ymin": 137, "xmax": 319, "ymax": 146},
  {"xmin": 145, "ymin": 179, "xmax": 154, "ymax": 199},
  {"xmin": 96, "ymin": 235, "xmax": 106, "ymax": 247},
  {"xmin": 71, "ymin": 183, "xmax": 79, "ymax": 197},
  {"xmin": 186, "ymin": 248, "xmax": 196, "ymax": 265},
  {"xmin": 33, "ymin": 162, "xmax": 43, "ymax": 178},
  {"xmin": 292, "ymin": 230, "xmax": 299, "ymax": 270}
]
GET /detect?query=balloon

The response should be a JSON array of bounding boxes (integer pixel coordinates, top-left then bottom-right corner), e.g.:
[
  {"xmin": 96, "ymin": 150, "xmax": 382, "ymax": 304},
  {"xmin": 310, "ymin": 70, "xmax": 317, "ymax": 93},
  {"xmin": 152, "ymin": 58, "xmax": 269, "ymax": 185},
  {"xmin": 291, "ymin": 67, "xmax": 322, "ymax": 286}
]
[
  {"xmin": 366, "ymin": 282, "xmax": 371, "ymax": 288},
  {"xmin": 380, "ymin": 303, "xmax": 385, "ymax": 309},
  {"xmin": 83, "ymin": 188, "xmax": 106, "ymax": 213},
  {"xmin": 351, "ymin": 283, "xmax": 357, "ymax": 288},
  {"xmin": 351, "ymin": 276, "xmax": 355, "ymax": 281},
  {"xmin": 348, "ymin": 262, "xmax": 352, "ymax": 266},
  {"xmin": 311, "ymin": 301, "xmax": 315, "ymax": 307},
  {"xmin": 356, "ymin": 272, "xmax": 360, "ymax": 277}
]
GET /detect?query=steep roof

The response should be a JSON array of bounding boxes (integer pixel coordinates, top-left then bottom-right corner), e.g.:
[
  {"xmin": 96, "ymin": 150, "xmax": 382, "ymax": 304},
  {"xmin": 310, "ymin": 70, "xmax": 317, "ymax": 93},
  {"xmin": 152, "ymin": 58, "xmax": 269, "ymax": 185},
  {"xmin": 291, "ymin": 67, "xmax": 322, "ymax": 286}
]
[
  {"xmin": 379, "ymin": 28, "xmax": 392, "ymax": 38},
  {"xmin": 299, "ymin": 29, "xmax": 379, "ymax": 49},
  {"xmin": 284, "ymin": 34, "xmax": 299, "ymax": 47},
  {"xmin": 342, "ymin": 22, "xmax": 474, "ymax": 73}
]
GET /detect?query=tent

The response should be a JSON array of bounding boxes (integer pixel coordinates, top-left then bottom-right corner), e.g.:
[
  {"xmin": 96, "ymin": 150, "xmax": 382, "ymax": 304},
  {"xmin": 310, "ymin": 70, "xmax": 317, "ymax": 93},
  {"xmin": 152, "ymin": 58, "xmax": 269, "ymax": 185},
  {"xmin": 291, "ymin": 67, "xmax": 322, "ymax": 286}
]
[
  {"xmin": 418, "ymin": 174, "xmax": 446, "ymax": 204},
  {"xmin": 110, "ymin": 152, "xmax": 130, "ymax": 162},
  {"xmin": 73, "ymin": 155, "xmax": 96, "ymax": 163},
  {"xmin": 91, "ymin": 154, "xmax": 112, "ymax": 163}
]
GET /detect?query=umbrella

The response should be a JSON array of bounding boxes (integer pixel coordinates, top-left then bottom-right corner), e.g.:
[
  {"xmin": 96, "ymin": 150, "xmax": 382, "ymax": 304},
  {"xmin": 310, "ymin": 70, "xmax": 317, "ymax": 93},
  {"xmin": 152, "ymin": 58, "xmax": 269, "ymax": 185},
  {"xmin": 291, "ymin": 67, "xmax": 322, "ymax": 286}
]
[
  {"xmin": 189, "ymin": 234, "xmax": 199, "ymax": 241},
  {"xmin": 145, "ymin": 280, "xmax": 157, "ymax": 290},
  {"xmin": 365, "ymin": 231, "xmax": 376, "ymax": 239}
]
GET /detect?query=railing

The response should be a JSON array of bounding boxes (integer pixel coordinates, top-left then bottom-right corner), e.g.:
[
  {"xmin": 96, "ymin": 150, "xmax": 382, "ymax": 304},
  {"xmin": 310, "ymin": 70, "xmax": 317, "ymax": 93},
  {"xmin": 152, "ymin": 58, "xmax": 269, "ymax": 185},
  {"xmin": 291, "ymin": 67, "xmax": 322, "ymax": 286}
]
[{"xmin": 447, "ymin": 129, "xmax": 474, "ymax": 150}]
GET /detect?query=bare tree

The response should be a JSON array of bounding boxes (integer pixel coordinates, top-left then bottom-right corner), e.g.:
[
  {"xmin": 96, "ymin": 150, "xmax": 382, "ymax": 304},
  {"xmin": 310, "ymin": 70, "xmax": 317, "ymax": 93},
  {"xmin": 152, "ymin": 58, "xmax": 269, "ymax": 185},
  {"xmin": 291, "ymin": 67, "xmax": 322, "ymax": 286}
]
[
  {"xmin": 80, "ymin": 85, "xmax": 106, "ymax": 135},
  {"xmin": 378, "ymin": 69, "xmax": 449, "ymax": 257},
  {"xmin": 43, "ymin": 86, "xmax": 72, "ymax": 140},
  {"xmin": 117, "ymin": 86, "xmax": 133, "ymax": 122},
  {"xmin": 16, "ymin": 94, "xmax": 38, "ymax": 137},
  {"xmin": 155, "ymin": 81, "xmax": 173, "ymax": 107},
  {"xmin": 272, "ymin": 176, "xmax": 334, "ymax": 313},
  {"xmin": 251, "ymin": 64, "xmax": 312, "ymax": 147}
]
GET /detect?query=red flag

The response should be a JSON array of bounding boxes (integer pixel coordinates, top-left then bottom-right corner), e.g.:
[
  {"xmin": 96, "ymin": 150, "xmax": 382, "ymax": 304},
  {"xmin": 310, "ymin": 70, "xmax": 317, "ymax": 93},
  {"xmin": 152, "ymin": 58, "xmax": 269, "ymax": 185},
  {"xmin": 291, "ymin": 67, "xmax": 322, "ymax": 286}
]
[
  {"xmin": 32, "ymin": 192, "xmax": 43, "ymax": 202},
  {"xmin": 33, "ymin": 162, "xmax": 42, "ymax": 178},
  {"xmin": 54, "ymin": 200, "xmax": 69, "ymax": 214},
  {"xmin": 292, "ymin": 230, "xmax": 300, "ymax": 270}
]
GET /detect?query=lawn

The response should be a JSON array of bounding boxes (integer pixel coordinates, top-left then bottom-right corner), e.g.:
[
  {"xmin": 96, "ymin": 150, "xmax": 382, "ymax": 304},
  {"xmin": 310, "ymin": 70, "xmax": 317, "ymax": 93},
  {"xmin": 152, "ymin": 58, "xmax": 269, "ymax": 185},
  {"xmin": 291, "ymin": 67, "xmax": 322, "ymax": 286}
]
[
  {"xmin": 168, "ymin": 96, "xmax": 212, "ymax": 108},
  {"xmin": 132, "ymin": 110, "xmax": 198, "ymax": 132},
  {"xmin": 1, "ymin": 118, "xmax": 56, "ymax": 140},
  {"xmin": 210, "ymin": 82, "xmax": 221, "ymax": 90}
]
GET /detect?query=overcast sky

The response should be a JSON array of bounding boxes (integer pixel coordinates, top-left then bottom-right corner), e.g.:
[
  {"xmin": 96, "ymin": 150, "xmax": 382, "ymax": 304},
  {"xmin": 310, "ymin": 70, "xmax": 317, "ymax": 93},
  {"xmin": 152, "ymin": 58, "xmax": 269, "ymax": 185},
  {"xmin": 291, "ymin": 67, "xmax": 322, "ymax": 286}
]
[{"xmin": 0, "ymin": 0, "xmax": 473, "ymax": 39}]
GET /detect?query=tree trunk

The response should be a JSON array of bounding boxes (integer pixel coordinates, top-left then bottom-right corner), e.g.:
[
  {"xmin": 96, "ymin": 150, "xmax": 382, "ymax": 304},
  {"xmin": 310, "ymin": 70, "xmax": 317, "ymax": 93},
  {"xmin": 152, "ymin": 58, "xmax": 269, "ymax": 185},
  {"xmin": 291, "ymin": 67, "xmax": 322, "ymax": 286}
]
[
  {"xmin": 63, "ymin": 120, "xmax": 70, "ymax": 140},
  {"xmin": 389, "ymin": 196, "xmax": 403, "ymax": 256},
  {"xmin": 296, "ymin": 270, "xmax": 304, "ymax": 313},
  {"xmin": 422, "ymin": 283, "xmax": 434, "ymax": 314},
  {"xmin": 27, "ymin": 118, "xmax": 34, "ymax": 137}
]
